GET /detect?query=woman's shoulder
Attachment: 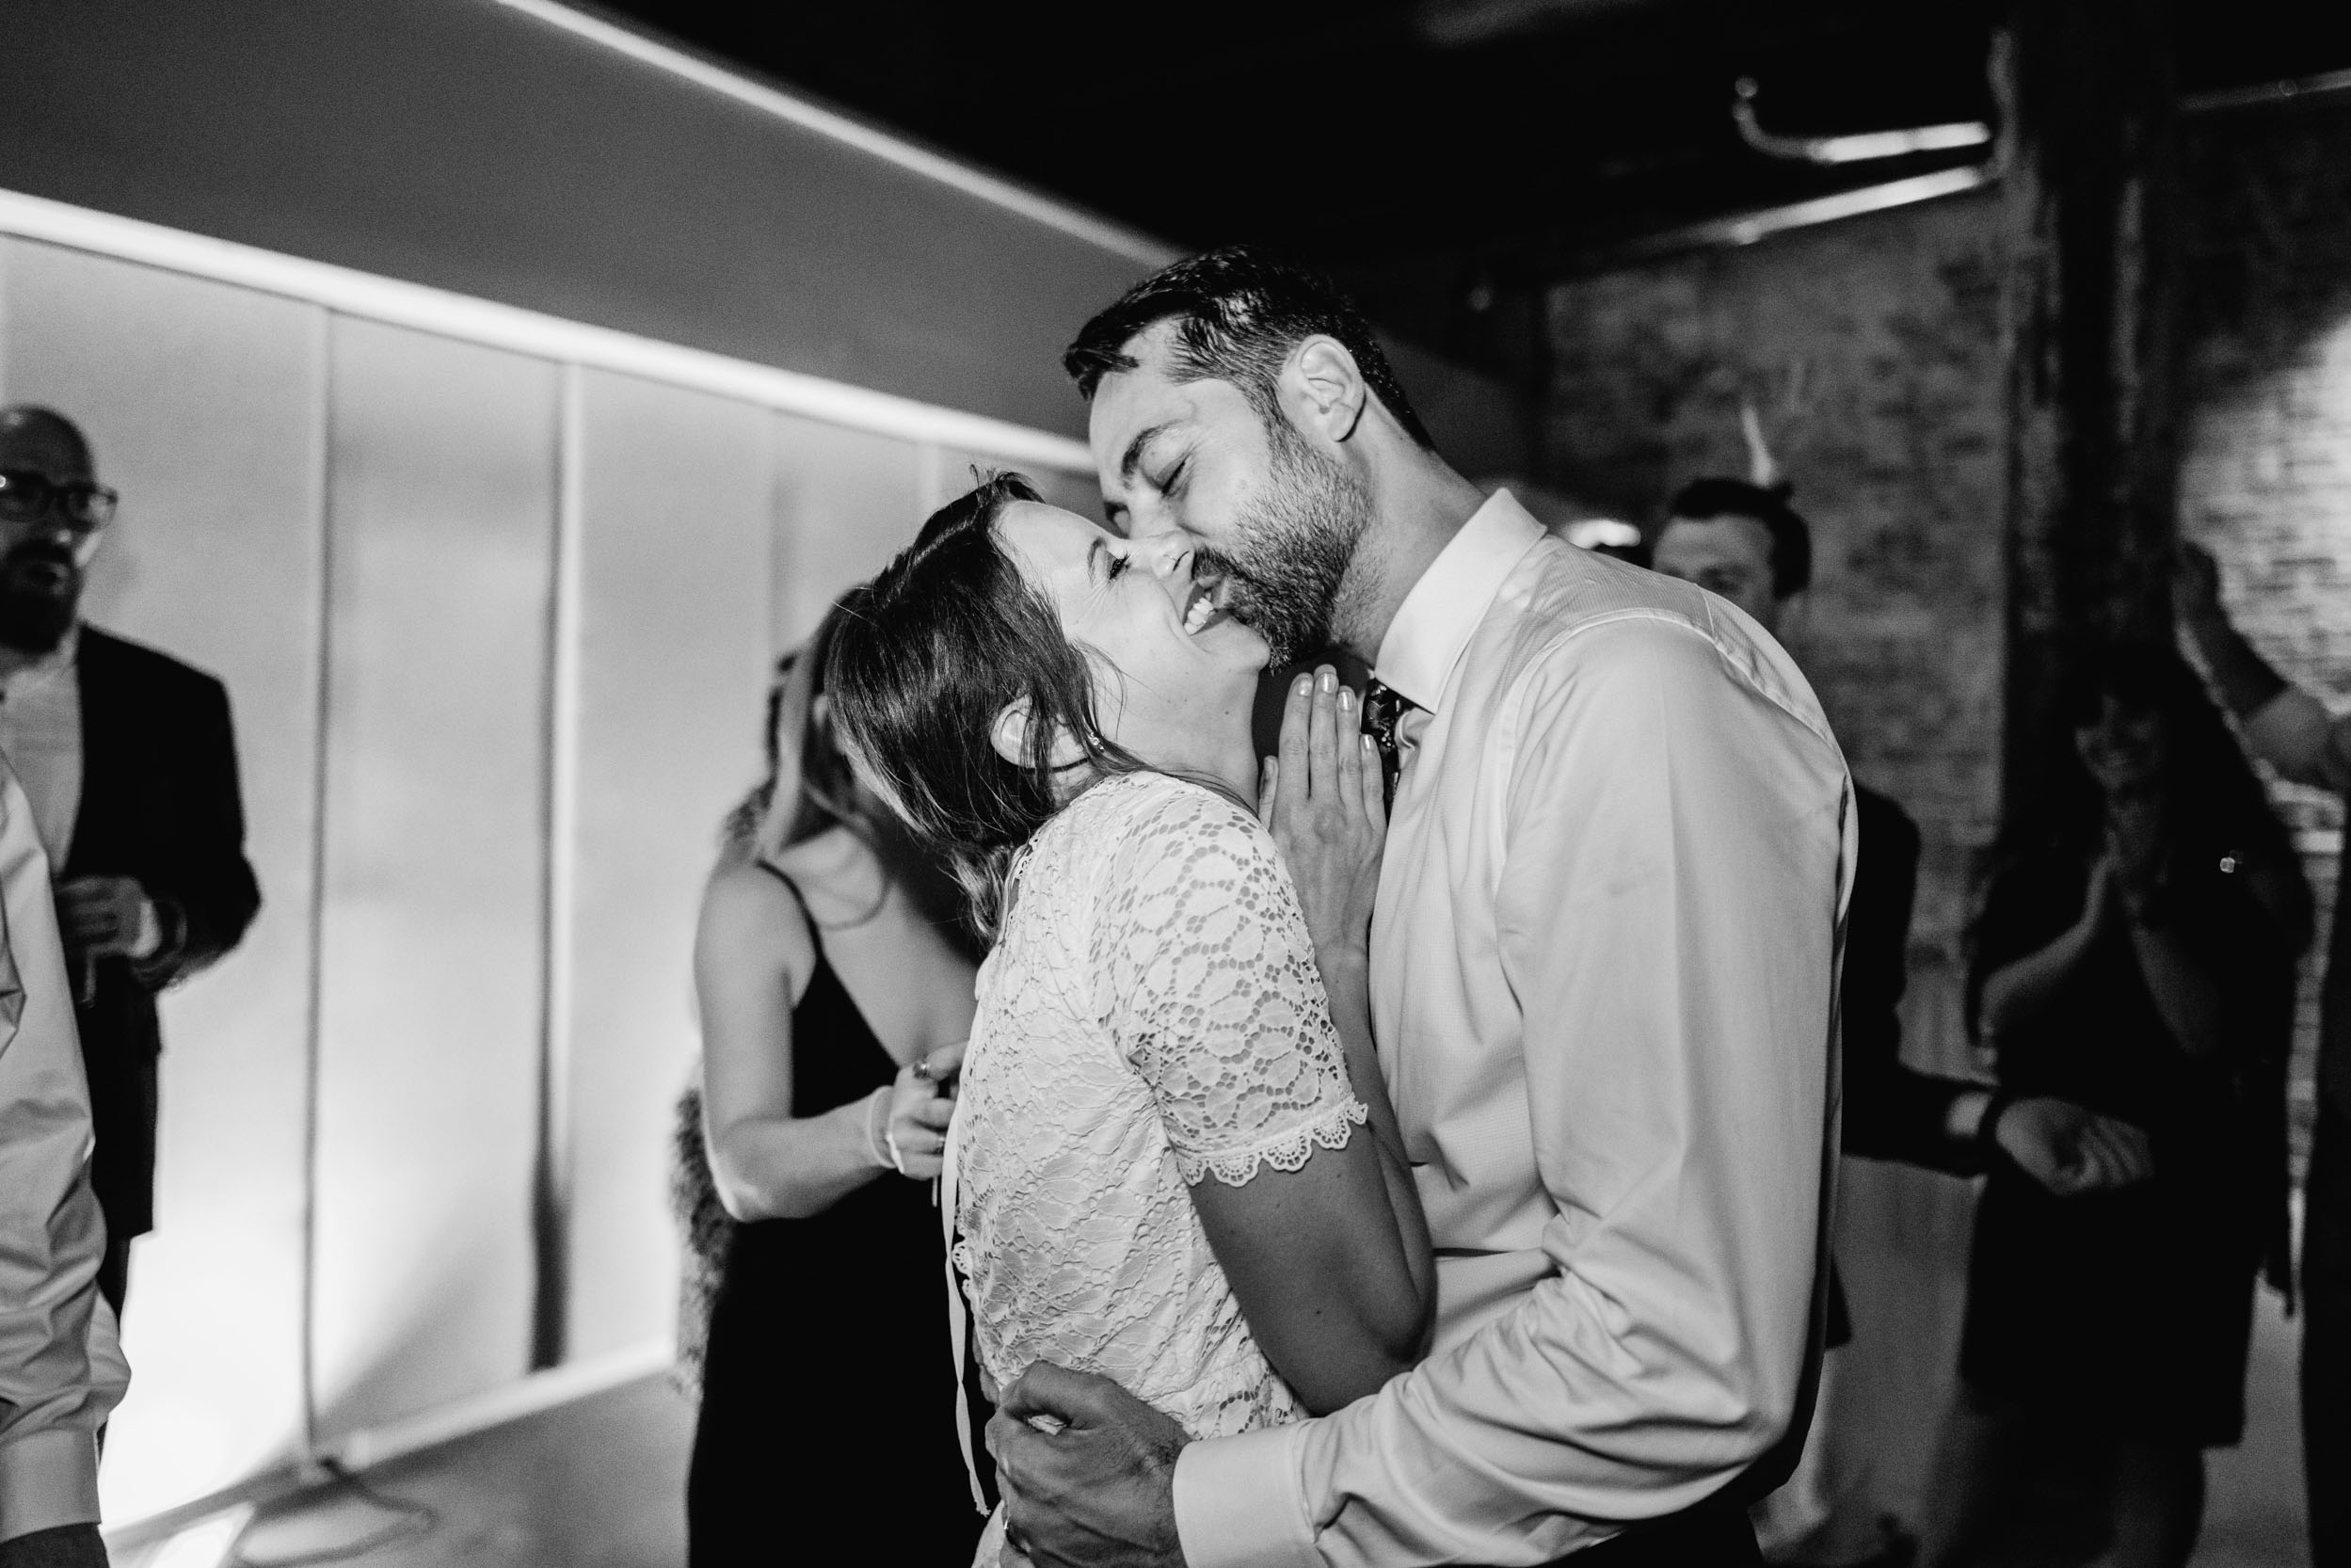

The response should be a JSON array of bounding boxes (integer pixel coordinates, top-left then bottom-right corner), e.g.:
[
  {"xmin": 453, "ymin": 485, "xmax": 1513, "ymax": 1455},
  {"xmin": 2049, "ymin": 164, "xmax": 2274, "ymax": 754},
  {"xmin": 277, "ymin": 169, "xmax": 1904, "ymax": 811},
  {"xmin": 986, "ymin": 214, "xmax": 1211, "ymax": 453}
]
[{"xmin": 696, "ymin": 856, "xmax": 818, "ymax": 977}]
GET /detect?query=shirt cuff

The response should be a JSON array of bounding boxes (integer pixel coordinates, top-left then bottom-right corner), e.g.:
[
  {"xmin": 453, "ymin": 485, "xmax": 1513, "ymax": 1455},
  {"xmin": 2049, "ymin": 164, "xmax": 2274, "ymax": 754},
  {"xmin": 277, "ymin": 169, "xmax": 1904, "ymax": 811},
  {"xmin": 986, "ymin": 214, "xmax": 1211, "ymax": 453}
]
[
  {"xmin": 1173, "ymin": 1424, "xmax": 1319, "ymax": 1568},
  {"xmin": 0, "ymin": 1429, "xmax": 103, "ymax": 1544}
]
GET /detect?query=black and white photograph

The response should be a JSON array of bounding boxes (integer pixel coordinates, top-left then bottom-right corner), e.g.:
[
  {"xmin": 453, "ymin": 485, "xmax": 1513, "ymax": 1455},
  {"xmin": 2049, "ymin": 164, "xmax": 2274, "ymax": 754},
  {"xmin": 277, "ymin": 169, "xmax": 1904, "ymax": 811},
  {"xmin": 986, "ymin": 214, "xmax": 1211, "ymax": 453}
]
[{"xmin": 1, "ymin": 3, "xmax": 2346, "ymax": 1566}]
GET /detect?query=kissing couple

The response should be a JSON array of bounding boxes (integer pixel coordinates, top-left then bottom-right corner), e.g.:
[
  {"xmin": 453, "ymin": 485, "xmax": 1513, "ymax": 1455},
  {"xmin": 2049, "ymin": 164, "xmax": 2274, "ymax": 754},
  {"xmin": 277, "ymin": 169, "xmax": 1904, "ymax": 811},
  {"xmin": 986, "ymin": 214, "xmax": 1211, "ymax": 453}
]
[{"xmin": 824, "ymin": 248, "xmax": 1853, "ymax": 1568}]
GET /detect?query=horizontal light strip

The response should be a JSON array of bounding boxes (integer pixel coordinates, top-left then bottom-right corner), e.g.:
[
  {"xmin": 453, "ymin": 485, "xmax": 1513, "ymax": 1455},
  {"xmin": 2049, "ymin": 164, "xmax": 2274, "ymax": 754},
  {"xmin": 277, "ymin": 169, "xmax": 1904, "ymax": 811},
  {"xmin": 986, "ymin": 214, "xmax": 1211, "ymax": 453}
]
[
  {"xmin": 0, "ymin": 187, "xmax": 1096, "ymax": 472},
  {"xmin": 488, "ymin": 0, "xmax": 1178, "ymax": 270}
]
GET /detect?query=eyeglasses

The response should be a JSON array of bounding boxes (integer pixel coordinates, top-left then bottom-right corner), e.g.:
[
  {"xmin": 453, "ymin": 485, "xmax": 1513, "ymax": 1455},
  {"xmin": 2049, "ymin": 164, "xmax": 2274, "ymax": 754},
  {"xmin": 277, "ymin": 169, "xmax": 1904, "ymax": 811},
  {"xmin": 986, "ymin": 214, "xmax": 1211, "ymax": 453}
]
[{"xmin": 0, "ymin": 470, "xmax": 118, "ymax": 530}]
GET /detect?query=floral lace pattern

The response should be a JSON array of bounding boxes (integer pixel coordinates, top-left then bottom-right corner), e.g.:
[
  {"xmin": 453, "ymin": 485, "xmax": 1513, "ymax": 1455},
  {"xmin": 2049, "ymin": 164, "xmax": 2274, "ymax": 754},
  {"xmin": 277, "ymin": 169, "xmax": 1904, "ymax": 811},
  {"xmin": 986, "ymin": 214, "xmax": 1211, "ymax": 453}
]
[{"xmin": 952, "ymin": 773, "xmax": 1366, "ymax": 1468}]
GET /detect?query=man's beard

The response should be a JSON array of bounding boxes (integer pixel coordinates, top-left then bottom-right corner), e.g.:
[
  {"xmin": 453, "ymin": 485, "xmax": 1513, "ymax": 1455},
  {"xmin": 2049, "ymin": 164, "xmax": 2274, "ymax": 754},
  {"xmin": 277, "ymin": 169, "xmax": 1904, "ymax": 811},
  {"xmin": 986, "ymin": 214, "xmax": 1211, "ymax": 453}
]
[
  {"xmin": 0, "ymin": 542, "xmax": 84, "ymax": 655},
  {"xmin": 1196, "ymin": 426, "xmax": 1375, "ymax": 665}
]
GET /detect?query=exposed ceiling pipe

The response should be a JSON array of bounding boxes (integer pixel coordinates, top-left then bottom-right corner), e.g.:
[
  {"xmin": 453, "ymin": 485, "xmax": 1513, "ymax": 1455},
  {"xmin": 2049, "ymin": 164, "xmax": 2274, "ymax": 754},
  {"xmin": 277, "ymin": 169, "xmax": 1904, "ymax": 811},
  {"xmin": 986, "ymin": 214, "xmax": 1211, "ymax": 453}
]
[
  {"xmin": 2182, "ymin": 65, "xmax": 2351, "ymax": 115},
  {"xmin": 1731, "ymin": 75, "xmax": 1992, "ymax": 166}
]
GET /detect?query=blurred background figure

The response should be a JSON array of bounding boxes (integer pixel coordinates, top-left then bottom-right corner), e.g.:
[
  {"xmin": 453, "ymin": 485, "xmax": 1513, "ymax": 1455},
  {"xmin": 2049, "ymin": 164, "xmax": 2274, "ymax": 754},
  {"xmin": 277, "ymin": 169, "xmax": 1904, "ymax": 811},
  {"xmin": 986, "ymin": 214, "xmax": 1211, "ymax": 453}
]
[
  {"xmin": 1654, "ymin": 476, "xmax": 2133, "ymax": 1568},
  {"xmin": 1924, "ymin": 647, "xmax": 2307, "ymax": 1568},
  {"xmin": 0, "ymin": 755, "xmax": 128, "ymax": 1568},
  {"xmin": 0, "ymin": 406, "xmax": 259, "ymax": 1323},
  {"xmin": 675, "ymin": 603, "xmax": 982, "ymax": 1567},
  {"xmin": 2175, "ymin": 541, "xmax": 2351, "ymax": 1567}
]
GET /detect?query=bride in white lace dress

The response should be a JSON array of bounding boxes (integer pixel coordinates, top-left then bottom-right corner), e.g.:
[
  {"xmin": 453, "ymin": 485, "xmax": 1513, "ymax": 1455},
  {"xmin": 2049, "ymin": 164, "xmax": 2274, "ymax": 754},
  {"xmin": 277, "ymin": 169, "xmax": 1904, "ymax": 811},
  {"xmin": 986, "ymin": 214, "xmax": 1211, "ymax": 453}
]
[{"xmin": 828, "ymin": 474, "xmax": 1434, "ymax": 1565}]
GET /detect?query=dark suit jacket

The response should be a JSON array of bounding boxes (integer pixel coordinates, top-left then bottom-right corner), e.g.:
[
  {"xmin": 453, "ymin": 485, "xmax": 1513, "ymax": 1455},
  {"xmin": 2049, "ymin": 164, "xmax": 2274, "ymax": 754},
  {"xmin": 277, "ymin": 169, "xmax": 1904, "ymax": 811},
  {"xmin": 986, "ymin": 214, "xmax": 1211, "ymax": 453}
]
[
  {"xmin": 65, "ymin": 626, "xmax": 261, "ymax": 1240},
  {"xmin": 1824, "ymin": 784, "xmax": 1983, "ymax": 1350},
  {"xmin": 1843, "ymin": 783, "xmax": 1981, "ymax": 1174}
]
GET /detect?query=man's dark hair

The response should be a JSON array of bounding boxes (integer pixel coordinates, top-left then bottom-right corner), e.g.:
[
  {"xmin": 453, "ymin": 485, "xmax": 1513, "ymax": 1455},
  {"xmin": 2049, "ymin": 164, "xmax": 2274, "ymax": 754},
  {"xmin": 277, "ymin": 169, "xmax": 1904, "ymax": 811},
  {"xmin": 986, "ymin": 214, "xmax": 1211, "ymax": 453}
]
[
  {"xmin": 1063, "ymin": 247, "xmax": 1436, "ymax": 451},
  {"xmin": 1666, "ymin": 478, "xmax": 1813, "ymax": 600}
]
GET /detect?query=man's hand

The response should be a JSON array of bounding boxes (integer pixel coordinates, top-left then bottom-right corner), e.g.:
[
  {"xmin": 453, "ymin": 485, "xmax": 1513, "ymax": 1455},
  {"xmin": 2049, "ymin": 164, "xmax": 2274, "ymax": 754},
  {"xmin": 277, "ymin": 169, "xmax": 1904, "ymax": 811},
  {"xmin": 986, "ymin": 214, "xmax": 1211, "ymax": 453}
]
[
  {"xmin": 1258, "ymin": 666, "xmax": 1385, "ymax": 966},
  {"xmin": 989, "ymin": 1361, "xmax": 1189, "ymax": 1568},
  {"xmin": 56, "ymin": 875, "xmax": 159, "ymax": 961},
  {"xmin": 1993, "ymin": 1096, "xmax": 2154, "ymax": 1196}
]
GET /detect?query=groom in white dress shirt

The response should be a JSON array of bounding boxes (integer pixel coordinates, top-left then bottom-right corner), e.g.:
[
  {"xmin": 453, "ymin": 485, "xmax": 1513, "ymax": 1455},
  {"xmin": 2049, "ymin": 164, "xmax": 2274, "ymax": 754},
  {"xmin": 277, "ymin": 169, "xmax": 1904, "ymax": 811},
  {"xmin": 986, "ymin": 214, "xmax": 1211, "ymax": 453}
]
[{"xmin": 985, "ymin": 249, "xmax": 1853, "ymax": 1568}]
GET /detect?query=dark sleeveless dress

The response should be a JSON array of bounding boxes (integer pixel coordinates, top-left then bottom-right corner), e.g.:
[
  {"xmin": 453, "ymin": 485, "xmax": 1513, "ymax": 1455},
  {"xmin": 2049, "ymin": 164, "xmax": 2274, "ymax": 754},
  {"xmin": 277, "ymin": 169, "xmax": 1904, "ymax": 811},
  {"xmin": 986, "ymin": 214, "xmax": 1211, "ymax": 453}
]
[
  {"xmin": 1960, "ymin": 840, "xmax": 2297, "ymax": 1447},
  {"xmin": 685, "ymin": 870, "xmax": 987, "ymax": 1564}
]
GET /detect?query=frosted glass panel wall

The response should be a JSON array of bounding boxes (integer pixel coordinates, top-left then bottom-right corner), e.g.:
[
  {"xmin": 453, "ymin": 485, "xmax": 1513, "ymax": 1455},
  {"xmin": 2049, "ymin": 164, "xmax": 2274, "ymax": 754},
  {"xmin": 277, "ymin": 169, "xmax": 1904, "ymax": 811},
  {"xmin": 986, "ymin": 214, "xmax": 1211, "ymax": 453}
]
[
  {"xmin": 562, "ymin": 370, "xmax": 774, "ymax": 1361},
  {"xmin": 311, "ymin": 319, "xmax": 558, "ymax": 1437},
  {"xmin": 771, "ymin": 414, "xmax": 921, "ymax": 649},
  {"xmin": 0, "ymin": 229, "xmax": 1092, "ymax": 1525},
  {"xmin": 0, "ymin": 239, "xmax": 326, "ymax": 1522}
]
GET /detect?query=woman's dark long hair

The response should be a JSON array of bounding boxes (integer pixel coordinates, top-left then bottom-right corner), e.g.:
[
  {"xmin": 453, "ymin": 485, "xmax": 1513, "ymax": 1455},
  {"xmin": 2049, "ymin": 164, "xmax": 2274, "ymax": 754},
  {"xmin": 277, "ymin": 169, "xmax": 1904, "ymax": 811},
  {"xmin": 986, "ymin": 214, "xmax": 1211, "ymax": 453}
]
[
  {"xmin": 1966, "ymin": 642, "xmax": 2304, "ymax": 1038},
  {"xmin": 2007, "ymin": 643, "xmax": 2293, "ymax": 867},
  {"xmin": 722, "ymin": 596, "xmax": 892, "ymax": 865},
  {"xmin": 825, "ymin": 472, "xmax": 1148, "ymax": 936}
]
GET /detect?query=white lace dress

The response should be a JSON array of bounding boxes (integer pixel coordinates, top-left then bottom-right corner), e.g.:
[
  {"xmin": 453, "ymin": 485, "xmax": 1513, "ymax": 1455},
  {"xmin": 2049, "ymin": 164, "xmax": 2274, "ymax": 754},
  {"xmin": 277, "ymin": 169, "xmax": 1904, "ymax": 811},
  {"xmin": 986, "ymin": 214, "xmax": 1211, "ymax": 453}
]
[{"xmin": 947, "ymin": 771, "xmax": 1368, "ymax": 1567}]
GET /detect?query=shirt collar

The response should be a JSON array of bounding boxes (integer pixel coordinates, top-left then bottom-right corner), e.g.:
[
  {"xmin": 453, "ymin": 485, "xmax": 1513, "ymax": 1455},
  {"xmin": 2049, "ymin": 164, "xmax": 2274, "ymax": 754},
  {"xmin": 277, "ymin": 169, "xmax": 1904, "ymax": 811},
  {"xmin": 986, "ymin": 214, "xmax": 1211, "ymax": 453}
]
[
  {"xmin": 1372, "ymin": 490, "xmax": 1545, "ymax": 712},
  {"xmin": 0, "ymin": 623, "xmax": 80, "ymax": 697}
]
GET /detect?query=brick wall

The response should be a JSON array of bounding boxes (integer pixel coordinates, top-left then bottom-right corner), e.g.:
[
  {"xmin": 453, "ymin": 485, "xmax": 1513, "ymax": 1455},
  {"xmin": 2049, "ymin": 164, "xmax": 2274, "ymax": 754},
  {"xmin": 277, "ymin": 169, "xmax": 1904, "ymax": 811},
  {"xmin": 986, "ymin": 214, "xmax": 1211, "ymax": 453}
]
[{"xmin": 2179, "ymin": 97, "xmax": 2351, "ymax": 1164}]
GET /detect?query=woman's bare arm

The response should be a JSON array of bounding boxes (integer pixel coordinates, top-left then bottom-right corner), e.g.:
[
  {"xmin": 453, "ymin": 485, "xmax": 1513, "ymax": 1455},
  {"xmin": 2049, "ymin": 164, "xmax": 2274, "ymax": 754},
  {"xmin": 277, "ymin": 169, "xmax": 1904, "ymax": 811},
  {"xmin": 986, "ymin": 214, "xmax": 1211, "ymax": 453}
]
[
  {"xmin": 1182, "ymin": 671, "xmax": 1434, "ymax": 1416},
  {"xmin": 1978, "ymin": 858, "xmax": 2111, "ymax": 1042},
  {"xmin": 695, "ymin": 860, "xmax": 950, "ymax": 1220}
]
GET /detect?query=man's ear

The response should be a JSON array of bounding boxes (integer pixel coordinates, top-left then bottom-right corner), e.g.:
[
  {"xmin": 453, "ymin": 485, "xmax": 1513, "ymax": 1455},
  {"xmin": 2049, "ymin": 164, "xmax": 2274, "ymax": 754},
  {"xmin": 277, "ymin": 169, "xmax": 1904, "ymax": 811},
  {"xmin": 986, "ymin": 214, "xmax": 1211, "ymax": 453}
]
[{"xmin": 1280, "ymin": 335, "xmax": 1368, "ymax": 447}]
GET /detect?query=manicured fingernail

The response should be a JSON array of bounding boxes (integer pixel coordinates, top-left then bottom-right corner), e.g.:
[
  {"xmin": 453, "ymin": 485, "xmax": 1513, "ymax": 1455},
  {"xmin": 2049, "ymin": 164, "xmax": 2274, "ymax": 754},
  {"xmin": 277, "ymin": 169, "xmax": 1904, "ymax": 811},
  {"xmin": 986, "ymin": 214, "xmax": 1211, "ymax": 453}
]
[
  {"xmin": 1319, "ymin": 668, "xmax": 1336, "ymax": 692},
  {"xmin": 1338, "ymin": 686, "xmax": 1354, "ymax": 709},
  {"xmin": 1296, "ymin": 675, "xmax": 1313, "ymax": 694}
]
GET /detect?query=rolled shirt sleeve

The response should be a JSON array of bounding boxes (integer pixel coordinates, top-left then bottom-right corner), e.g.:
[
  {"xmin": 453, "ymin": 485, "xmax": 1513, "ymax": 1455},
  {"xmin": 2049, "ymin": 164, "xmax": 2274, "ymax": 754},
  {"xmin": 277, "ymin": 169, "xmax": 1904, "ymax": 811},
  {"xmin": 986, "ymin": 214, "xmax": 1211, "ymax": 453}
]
[
  {"xmin": 0, "ymin": 765, "xmax": 128, "ymax": 1544},
  {"xmin": 1176, "ymin": 603, "xmax": 1848, "ymax": 1567}
]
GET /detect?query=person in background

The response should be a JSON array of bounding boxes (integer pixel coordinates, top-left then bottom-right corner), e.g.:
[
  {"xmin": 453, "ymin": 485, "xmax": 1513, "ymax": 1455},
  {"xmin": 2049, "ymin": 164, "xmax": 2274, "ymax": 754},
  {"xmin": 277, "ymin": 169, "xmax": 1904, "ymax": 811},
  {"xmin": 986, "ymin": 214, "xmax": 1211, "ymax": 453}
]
[
  {"xmin": 682, "ymin": 601, "xmax": 982, "ymax": 1567},
  {"xmin": 1929, "ymin": 647, "xmax": 2305, "ymax": 1568},
  {"xmin": 0, "ymin": 407, "xmax": 261, "ymax": 1320},
  {"xmin": 0, "ymin": 754, "xmax": 128, "ymax": 1568},
  {"xmin": 1654, "ymin": 478, "xmax": 2154, "ymax": 1568},
  {"xmin": 2174, "ymin": 540, "xmax": 2348, "ymax": 1567}
]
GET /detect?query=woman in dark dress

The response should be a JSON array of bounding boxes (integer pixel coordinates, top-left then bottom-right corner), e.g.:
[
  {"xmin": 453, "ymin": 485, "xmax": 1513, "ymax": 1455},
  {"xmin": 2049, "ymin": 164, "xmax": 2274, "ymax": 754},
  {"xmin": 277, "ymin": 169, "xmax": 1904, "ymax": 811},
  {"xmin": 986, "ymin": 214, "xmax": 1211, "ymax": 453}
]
[
  {"xmin": 1927, "ymin": 648, "xmax": 2310, "ymax": 1568},
  {"xmin": 682, "ymin": 602, "xmax": 986, "ymax": 1565}
]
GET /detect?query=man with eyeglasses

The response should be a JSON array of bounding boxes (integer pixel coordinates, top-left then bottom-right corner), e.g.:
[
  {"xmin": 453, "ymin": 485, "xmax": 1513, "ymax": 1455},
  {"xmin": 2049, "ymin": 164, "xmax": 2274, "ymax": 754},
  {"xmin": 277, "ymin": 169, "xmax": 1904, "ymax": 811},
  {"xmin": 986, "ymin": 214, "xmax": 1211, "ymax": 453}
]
[{"xmin": 0, "ymin": 406, "xmax": 260, "ymax": 1323}]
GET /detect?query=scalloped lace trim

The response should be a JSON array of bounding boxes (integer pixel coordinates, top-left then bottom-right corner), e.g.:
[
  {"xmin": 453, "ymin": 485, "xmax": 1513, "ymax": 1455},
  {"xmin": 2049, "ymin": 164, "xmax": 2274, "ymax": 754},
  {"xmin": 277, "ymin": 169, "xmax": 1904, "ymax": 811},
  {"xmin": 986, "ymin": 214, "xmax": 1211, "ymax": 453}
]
[{"xmin": 1178, "ymin": 1096, "xmax": 1369, "ymax": 1188}]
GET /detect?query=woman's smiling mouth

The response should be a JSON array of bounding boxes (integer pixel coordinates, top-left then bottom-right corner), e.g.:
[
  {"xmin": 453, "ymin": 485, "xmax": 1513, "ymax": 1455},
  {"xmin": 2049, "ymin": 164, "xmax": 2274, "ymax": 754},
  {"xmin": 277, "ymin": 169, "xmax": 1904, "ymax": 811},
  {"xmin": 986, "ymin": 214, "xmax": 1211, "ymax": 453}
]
[{"xmin": 1181, "ymin": 577, "xmax": 1233, "ymax": 636}]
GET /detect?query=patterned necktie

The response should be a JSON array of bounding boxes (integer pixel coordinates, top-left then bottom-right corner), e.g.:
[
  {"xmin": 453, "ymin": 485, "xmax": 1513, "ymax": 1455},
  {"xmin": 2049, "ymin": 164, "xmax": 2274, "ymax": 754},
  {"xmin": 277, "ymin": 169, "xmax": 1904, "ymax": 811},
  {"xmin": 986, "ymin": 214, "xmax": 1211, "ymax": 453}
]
[{"xmin": 1362, "ymin": 679, "xmax": 1420, "ymax": 807}]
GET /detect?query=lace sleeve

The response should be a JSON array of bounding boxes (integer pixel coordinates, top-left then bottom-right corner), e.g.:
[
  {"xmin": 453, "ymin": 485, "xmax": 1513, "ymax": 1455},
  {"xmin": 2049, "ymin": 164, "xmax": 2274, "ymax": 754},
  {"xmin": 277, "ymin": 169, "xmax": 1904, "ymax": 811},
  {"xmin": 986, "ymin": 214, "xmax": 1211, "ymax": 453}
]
[{"xmin": 1095, "ymin": 779, "xmax": 1367, "ymax": 1187}]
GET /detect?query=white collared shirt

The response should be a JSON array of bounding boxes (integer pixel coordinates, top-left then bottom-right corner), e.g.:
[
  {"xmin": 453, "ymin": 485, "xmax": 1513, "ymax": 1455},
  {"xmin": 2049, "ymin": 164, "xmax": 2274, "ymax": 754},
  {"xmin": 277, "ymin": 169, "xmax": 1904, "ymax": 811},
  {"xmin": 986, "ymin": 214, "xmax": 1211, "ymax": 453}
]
[
  {"xmin": 0, "ymin": 627, "xmax": 83, "ymax": 871},
  {"xmin": 1175, "ymin": 491, "xmax": 1853, "ymax": 1567}
]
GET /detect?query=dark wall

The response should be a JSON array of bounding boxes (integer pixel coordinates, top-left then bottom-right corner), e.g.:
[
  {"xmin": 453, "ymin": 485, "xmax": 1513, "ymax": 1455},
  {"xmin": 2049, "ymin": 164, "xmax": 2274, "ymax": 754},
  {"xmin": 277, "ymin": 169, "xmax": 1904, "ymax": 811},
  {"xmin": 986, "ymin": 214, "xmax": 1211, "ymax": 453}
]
[{"xmin": 2, "ymin": 0, "xmax": 1157, "ymax": 439}]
